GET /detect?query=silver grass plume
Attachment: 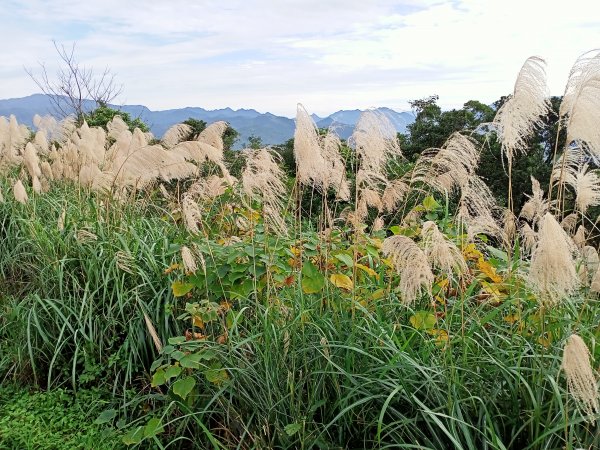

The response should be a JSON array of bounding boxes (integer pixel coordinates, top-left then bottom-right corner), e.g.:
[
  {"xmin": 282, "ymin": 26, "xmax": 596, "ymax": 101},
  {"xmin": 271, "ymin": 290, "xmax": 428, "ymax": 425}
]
[
  {"xmin": 573, "ymin": 225, "xmax": 586, "ymax": 248},
  {"xmin": 493, "ymin": 56, "xmax": 550, "ymax": 166},
  {"xmin": 382, "ymin": 235, "xmax": 434, "ymax": 306},
  {"xmin": 294, "ymin": 104, "xmax": 327, "ymax": 188},
  {"xmin": 560, "ymin": 50, "xmax": 600, "ymax": 160},
  {"xmin": 13, "ymin": 179, "xmax": 28, "ymax": 204},
  {"xmin": 181, "ymin": 246, "xmax": 198, "ymax": 274},
  {"xmin": 382, "ymin": 179, "xmax": 410, "ymax": 212},
  {"xmin": 241, "ymin": 148, "xmax": 288, "ymax": 234},
  {"xmin": 321, "ymin": 130, "xmax": 350, "ymax": 200},
  {"xmin": 561, "ymin": 213, "xmax": 579, "ymax": 234},
  {"xmin": 457, "ymin": 176, "xmax": 503, "ymax": 242},
  {"xmin": 579, "ymin": 245, "xmax": 599, "ymax": 286},
  {"xmin": 197, "ymin": 121, "xmax": 228, "ymax": 152},
  {"xmin": 350, "ymin": 110, "xmax": 401, "ymax": 176},
  {"xmin": 412, "ymin": 132, "xmax": 480, "ymax": 193},
  {"xmin": 563, "ymin": 164, "xmax": 600, "ymax": 214},
  {"xmin": 561, "ymin": 334, "xmax": 599, "ymax": 418},
  {"xmin": 23, "ymin": 143, "xmax": 42, "ymax": 181},
  {"xmin": 421, "ymin": 221, "xmax": 467, "ymax": 277},
  {"xmin": 520, "ymin": 177, "xmax": 551, "ymax": 228},
  {"xmin": 162, "ymin": 123, "xmax": 192, "ymax": 149},
  {"xmin": 519, "ymin": 222, "xmax": 537, "ymax": 254},
  {"xmin": 529, "ymin": 213, "xmax": 578, "ymax": 303},
  {"xmin": 182, "ymin": 194, "xmax": 203, "ymax": 235}
]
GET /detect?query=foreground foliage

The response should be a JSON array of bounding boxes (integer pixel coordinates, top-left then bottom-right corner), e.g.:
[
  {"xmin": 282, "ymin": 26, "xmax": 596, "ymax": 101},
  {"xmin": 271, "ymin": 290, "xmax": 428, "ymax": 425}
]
[{"xmin": 2, "ymin": 50, "xmax": 600, "ymax": 449}]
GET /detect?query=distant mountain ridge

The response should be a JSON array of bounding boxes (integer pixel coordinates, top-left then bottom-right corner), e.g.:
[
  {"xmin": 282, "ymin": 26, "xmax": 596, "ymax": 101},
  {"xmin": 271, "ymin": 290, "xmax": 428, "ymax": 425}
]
[{"xmin": 0, "ymin": 94, "xmax": 414, "ymax": 148}]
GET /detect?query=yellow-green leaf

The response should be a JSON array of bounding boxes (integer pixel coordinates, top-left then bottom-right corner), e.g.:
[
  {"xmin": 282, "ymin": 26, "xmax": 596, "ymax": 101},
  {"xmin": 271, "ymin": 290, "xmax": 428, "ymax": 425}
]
[
  {"xmin": 172, "ymin": 280, "xmax": 194, "ymax": 297},
  {"xmin": 329, "ymin": 273, "xmax": 353, "ymax": 291},
  {"xmin": 355, "ymin": 263, "xmax": 377, "ymax": 278},
  {"xmin": 409, "ymin": 311, "xmax": 437, "ymax": 330},
  {"xmin": 172, "ymin": 376, "xmax": 196, "ymax": 399}
]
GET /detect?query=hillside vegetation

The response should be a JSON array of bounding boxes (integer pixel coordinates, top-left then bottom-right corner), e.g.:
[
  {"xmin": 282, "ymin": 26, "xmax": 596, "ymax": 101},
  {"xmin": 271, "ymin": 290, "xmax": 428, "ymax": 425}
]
[{"xmin": 2, "ymin": 51, "xmax": 600, "ymax": 449}]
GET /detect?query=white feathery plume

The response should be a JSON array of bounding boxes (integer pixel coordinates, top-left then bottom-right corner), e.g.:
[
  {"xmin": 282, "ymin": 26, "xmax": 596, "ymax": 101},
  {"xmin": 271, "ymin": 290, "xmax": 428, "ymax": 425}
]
[
  {"xmin": 382, "ymin": 235, "xmax": 434, "ymax": 306},
  {"xmin": 560, "ymin": 50, "xmax": 600, "ymax": 160},
  {"xmin": 32, "ymin": 176, "xmax": 42, "ymax": 194},
  {"xmin": 162, "ymin": 123, "xmax": 192, "ymax": 149},
  {"xmin": 579, "ymin": 245, "xmax": 599, "ymax": 285},
  {"xmin": 350, "ymin": 110, "xmax": 401, "ymax": 177},
  {"xmin": 182, "ymin": 194, "xmax": 203, "ymax": 234},
  {"xmin": 573, "ymin": 225, "xmax": 586, "ymax": 248},
  {"xmin": 561, "ymin": 213, "xmax": 579, "ymax": 234},
  {"xmin": 321, "ymin": 129, "xmax": 350, "ymax": 200},
  {"xmin": 421, "ymin": 221, "xmax": 467, "ymax": 277},
  {"xmin": 107, "ymin": 115, "xmax": 130, "ymax": 140},
  {"xmin": 294, "ymin": 104, "xmax": 327, "ymax": 188},
  {"xmin": 561, "ymin": 334, "xmax": 599, "ymax": 419},
  {"xmin": 181, "ymin": 246, "xmax": 198, "ymax": 274},
  {"xmin": 372, "ymin": 216, "xmax": 385, "ymax": 232},
  {"xmin": 13, "ymin": 180, "xmax": 28, "ymax": 204},
  {"xmin": 493, "ymin": 56, "xmax": 550, "ymax": 166},
  {"xmin": 33, "ymin": 130, "xmax": 49, "ymax": 154},
  {"xmin": 242, "ymin": 148, "xmax": 288, "ymax": 234},
  {"xmin": 519, "ymin": 222, "xmax": 537, "ymax": 254},
  {"xmin": 563, "ymin": 164, "xmax": 600, "ymax": 214},
  {"xmin": 197, "ymin": 121, "xmax": 228, "ymax": 152},
  {"xmin": 529, "ymin": 213, "xmax": 578, "ymax": 303},
  {"xmin": 457, "ymin": 176, "xmax": 503, "ymax": 241},
  {"xmin": 58, "ymin": 208, "xmax": 66, "ymax": 231},
  {"xmin": 382, "ymin": 179, "xmax": 410, "ymax": 213},
  {"xmin": 23, "ymin": 142, "xmax": 42, "ymax": 180},
  {"xmin": 412, "ymin": 132, "xmax": 480, "ymax": 193},
  {"xmin": 520, "ymin": 177, "xmax": 551, "ymax": 227}
]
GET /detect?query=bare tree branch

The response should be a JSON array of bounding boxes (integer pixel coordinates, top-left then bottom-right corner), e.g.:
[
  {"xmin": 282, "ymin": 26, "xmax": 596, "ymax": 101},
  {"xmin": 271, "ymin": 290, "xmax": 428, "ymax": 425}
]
[{"xmin": 24, "ymin": 40, "xmax": 123, "ymax": 120}]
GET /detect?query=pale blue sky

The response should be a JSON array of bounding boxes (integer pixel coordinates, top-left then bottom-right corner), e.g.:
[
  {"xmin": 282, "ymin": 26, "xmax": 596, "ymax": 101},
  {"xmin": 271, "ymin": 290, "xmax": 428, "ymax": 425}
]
[{"xmin": 1, "ymin": 0, "xmax": 599, "ymax": 117}]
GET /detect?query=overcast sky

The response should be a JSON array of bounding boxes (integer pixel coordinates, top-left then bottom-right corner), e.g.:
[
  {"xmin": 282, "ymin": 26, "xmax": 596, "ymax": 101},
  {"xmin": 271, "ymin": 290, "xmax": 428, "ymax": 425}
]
[{"xmin": 1, "ymin": 0, "xmax": 598, "ymax": 117}]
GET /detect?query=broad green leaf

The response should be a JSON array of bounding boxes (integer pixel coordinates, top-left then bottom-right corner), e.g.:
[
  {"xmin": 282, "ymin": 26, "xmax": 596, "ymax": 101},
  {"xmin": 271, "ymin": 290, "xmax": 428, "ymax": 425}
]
[
  {"xmin": 172, "ymin": 376, "xmax": 196, "ymax": 400},
  {"xmin": 302, "ymin": 275, "xmax": 324, "ymax": 294},
  {"xmin": 486, "ymin": 245, "xmax": 508, "ymax": 262},
  {"xmin": 422, "ymin": 195, "xmax": 441, "ymax": 211},
  {"xmin": 179, "ymin": 350, "xmax": 215, "ymax": 368},
  {"xmin": 285, "ymin": 423, "xmax": 302, "ymax": 436},
  {"xmin": 333, "ymin": 253, "xmax": 354, "ymax": 267},
  {"xmin": 122, "ymin": 426, "xmax": 144, "ymax": 445},
  {"xmin": 168, "ymin": 336, "xmax": 186, "ymax": 345},
  {"xmin": 205, "ymin": 367, "xmax": 229, "ymax": 384},
  {"xmin": 143, "ymin": 418, "xmax": 164, "ymax": 438},
  {"xmin": 151, "ymin": 368, "xmax": 166, "ymax": 387},
  {"xmin": 94, "ymin": 409, "xmax": 117, "ymax": 425},
  {"xmin": 301, "ymin": 260, "xmax": 320, "ymax": 278},
  {"xmin": 172, "ymin": 280, "xmax": 194, "ymax": 297},
  {"xmin": 164, "ymin": 365, "xmax": 182, "ymax": 380},
  {"xmin": 329, "ymin": 273, "xmax": 353, "ymax": 291},
  {"xmin": 301, "ymin": 261, "xmax": 325, "ymax": 294},
  {"xmin": 409, "ymin": 311, "xmax": 437, "ymax": 330}
]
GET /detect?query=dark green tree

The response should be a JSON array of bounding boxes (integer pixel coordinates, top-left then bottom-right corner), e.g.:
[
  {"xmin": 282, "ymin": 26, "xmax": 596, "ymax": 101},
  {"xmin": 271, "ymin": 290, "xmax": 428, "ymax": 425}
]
[{"xmin": 84, "ymin": 105, "xmax": 149, "ymax": 133}]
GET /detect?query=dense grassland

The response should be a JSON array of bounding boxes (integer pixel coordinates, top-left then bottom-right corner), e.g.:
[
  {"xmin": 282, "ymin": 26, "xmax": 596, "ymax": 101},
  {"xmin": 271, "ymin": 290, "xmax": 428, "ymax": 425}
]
[{"xmin": 2, "ymin": 52, "xmax": 600, "ymax": 449}]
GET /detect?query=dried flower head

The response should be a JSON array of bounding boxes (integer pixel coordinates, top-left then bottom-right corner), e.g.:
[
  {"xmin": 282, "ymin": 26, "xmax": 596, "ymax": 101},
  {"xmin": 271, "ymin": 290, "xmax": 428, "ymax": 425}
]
[
  {"xmin": 562, "ymin": 334, "xmax": 599, "ymax": 418},
  {"xmin": 421, "ymin": 221, "xmax": 467, "ymax": 277},
  {"xmin": 13, "ymin": 179, "xmax": 28, "ymax": 204},
  {"xmin": 382, "ymin": 235, "xmax": 434, "ymax": 306},
  {"xmin": 529, "ymin": 213, "xmax": 578, "ymax": 303},
  {"xmin": 181, "ymin": 245, "xmax": 198, "ymax": 274}
]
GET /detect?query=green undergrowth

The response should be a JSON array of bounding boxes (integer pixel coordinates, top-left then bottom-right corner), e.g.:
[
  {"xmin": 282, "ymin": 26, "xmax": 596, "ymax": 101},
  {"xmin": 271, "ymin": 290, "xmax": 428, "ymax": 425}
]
[
  {"xmin": 2, "ymin": 178, "xmax": 600, "ymax": 449},
  {"xmin": 0, "ymin": 385, "xmax": 123, "ymax": 449}
]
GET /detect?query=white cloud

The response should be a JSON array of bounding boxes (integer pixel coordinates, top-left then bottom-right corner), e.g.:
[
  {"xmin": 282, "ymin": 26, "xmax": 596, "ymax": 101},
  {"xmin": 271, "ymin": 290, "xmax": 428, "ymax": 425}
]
[{"xmin": 1, "ymin": 0, "xmax": 599, "ymax": 116}]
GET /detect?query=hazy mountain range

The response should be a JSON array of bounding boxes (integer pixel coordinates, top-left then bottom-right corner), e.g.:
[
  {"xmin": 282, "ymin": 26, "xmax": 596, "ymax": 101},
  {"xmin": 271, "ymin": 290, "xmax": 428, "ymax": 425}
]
[{"xmin": 0, "ymin": 94, "xmax": 415, "ymax": 148}]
